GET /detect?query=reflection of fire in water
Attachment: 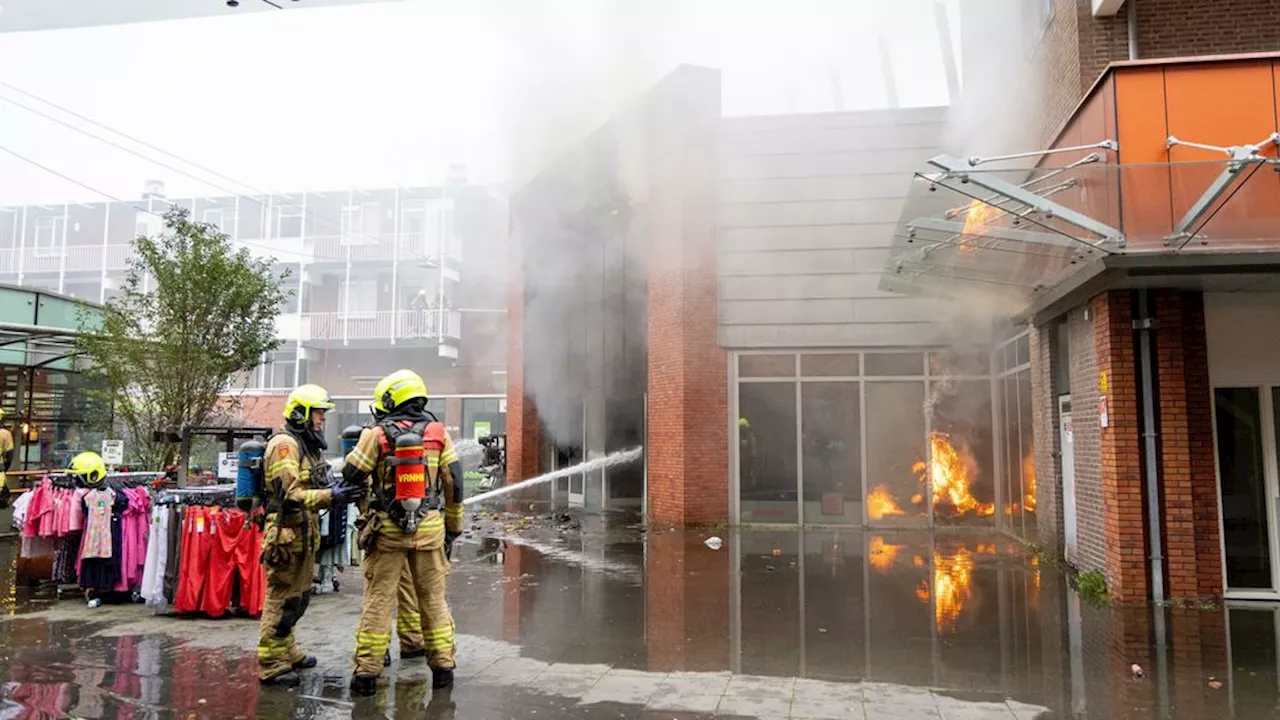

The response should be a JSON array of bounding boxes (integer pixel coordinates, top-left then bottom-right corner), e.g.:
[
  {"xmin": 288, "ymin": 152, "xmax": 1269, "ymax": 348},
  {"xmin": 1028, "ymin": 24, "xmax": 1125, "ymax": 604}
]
[
  {"xmin": 915, "ymin": 547, "xmax": 977, "ymax": 633},
  {"xmin": 912, "ymin": 432, "xmax": 995, "ymax": 518},
  {"xmin": 867, "ymin": 485, "xmax": 904, "ymax": 521},
  {"xmin": 868, "ymin": 536, "xmax": 898, "ymax": 573}
]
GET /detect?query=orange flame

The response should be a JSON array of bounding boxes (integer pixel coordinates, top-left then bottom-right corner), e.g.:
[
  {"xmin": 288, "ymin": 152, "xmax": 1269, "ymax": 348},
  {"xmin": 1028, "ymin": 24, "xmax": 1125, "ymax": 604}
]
[
  {"xmin": 915, "ymin": 547, "xmax": 977, "ymax": 632},
  {"xmin": 868, "ymin": 536, "xmax": 898, "ymax": 574},
  {"xmin": 1022, "ymin": 451, "xmax": 1037, "ymax": 513},
  {"xmin": 913, "ymin": 432, "xmax": 994, "ymax": 518},
  {"xmin": 867, "ymin": 484, "xmax": 905, "ymax": 521},
  {"xmin": 958, "ymin": 200, "xmax": 995, "ymax": 252}
]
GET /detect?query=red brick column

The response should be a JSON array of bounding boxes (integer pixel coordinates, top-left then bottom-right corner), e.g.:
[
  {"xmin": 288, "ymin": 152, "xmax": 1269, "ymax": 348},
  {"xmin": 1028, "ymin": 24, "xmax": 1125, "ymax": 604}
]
[
  {"xmin": 644, "ymin": 67, "xmax": 728, "ymax": 526},
  {"xmin": 506, "ymin": 211, "xmax": 539, "ymax": 484},
  {"xmin": 1153, "ymin": 290, "xmax": 1223, "ymax": 600},
  {"xmin": 1094, "ymin": 291, "xmax": 1148, "ymax": 602}
]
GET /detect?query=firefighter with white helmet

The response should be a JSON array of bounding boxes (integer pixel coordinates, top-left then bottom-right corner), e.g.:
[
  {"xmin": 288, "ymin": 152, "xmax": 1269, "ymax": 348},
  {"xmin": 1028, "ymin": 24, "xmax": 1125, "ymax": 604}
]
[
  {"xmin": 257, "ymin": 384, "xmax": 365, "ymax": 686},
  {"xmin": 344, "ymin": 369, "xmax": 463, "ymax": 695}
]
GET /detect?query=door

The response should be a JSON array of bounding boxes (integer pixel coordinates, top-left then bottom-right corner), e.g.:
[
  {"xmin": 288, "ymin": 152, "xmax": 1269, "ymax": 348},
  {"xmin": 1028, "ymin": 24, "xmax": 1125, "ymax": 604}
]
[
  {"xmin": 1214, "ymin": 386, "xmax": 1280, "ymax": 598},
  {"xmin": 1059, "ymin": 396, "xmax": 1078, "ymax": 562}
]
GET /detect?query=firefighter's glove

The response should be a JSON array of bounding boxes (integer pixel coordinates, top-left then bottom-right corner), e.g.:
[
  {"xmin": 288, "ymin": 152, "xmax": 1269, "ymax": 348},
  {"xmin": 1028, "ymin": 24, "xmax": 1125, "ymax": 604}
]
[
  {"xmin": 331, "ymin": 478, "xmax": 366, "ymax": 505},
  {"xmin": 445, "ymin": 530, "xmax": 459, "ymax": 560}
]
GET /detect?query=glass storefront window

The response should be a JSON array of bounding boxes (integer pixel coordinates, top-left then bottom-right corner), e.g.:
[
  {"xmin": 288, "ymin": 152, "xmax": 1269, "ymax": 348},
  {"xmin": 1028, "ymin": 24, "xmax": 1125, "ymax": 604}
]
[
  {"xmin": 801, "ymin": 382, "xmax": 860, "ymax": 526},
  {"xmin": 740, "ymin": 354, "xmax": 796, "ymax": 378},
  {"xmin": 738, "ymin": 381, "xmax": 798, "ymax": 523},
  {"xmin": 930, "ymin": 379, "xmax": 996, "ymax": 525},
  {"xmin": 865, "ymin": 382, "xmax": 927, "ymax": 523},
  {"xmin": 800, "ymin": 354, "xmax": 859, "ymax": 377},
  {"xmin": 1217, "ymin": 387, "xmax": 1271, "ymax": 589},
  {"xmin": 1018, "ymin": 370, "xmax": 1036, "ymax": 533},
  {"xmin": 864, "ymin": 352, "xmax": 924, "ymax": 377}
]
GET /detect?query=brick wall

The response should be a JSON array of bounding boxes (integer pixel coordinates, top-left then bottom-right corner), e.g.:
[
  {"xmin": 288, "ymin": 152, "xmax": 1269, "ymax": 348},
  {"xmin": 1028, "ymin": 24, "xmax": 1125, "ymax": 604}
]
[
  {"xmin": 644, "ymin": 67, "xmax": 729, "ymax": 526},
  {"xmin": 1030, "ymin": 323, "xmax": 1063, "ymax": 556},
  {"xmin": 1094, "ymin": 291, "xmax": 1148, "ymax": 602},
  {"xmin": 1153, "ymin": 290, "xmax": 1222, "ymax": 600},
  {"xmin": 226, "ymin": 394, "xmax": 285, "ymax": 430},
  {"xmin": 1067, "ymin": 305, "xmax": 1106, "ymax": 573},
  {"xmin": 1022, "ymin": 0, "xmax": 1280, "ymax": 149},
  {"xmin": 506, "ymin": 205, "xmax": 539, "ymax": 484}
]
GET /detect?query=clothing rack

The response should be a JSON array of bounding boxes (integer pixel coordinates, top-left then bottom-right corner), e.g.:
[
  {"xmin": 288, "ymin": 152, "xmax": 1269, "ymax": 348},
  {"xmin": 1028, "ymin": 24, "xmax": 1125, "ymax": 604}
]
[{"xmin": 155, "ymin": 484, "xmax": 236, "ymax": 507}]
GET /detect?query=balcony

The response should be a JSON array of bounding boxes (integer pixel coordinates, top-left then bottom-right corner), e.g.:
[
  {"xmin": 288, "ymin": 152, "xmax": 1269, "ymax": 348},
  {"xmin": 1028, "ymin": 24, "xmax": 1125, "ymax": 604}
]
[
  {"xmin": 303, "ymin": 233, "xmax": 458, "ymax": 266},
  {"xmin": 0, "ymin": 244, "xmax": 137, "ymax": 277},
  {"xmin": 300, "ymin": 309, "xmax": 462, "ymax": 344}
]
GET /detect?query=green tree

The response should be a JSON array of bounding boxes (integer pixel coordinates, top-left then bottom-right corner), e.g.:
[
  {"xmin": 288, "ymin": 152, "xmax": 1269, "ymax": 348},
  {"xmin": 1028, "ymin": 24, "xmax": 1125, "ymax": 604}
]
[{"xmin": 75, "ymin": 207, "xmax": 289, "ymax": 468}]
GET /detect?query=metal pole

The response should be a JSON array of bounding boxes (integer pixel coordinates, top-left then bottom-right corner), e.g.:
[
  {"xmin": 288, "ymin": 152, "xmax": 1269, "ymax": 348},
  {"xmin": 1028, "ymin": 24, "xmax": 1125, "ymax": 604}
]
[{"xmin": 1135, "ymin": 289, "xmax": 1170, "ymax": 719}]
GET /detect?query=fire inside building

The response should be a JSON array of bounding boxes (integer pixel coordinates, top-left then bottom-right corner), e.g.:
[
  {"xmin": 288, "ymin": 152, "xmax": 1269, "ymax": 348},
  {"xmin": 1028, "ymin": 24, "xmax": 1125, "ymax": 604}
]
[{"xmin": 506, "ymin": 0, "xmax": 1280, "ymax": 606}]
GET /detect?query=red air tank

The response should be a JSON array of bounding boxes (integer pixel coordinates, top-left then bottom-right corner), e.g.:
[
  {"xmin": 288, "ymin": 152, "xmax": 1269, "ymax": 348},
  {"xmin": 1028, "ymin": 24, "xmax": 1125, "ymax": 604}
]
[{"xmin": 394, "ymin": 432, "xmax": 427, "ymax": 502}]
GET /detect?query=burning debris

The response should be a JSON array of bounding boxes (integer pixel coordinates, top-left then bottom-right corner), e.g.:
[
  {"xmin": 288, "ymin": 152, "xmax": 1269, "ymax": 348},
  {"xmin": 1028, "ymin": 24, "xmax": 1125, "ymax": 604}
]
[
  {"xmin": 868, "ymin": 536, "xmax": 899, "ymax": 573},
  {"xmin": 867, "ymin": 485, "xmax": 906, "ymax": 521},
  {"xmin": 913, "ymin": 432, "xmax": 995, "ymax": 518}
]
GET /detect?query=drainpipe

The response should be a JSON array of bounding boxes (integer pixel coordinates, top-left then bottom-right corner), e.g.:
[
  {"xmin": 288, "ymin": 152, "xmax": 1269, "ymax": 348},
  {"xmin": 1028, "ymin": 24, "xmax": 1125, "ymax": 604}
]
[
  {"xmin": 1134, "ymin": 289, "xmax": 1169, "ymax": 718},
  {"xmin": 1127, "ymin": 0, "xmax": 1139, "ymax": 60}
]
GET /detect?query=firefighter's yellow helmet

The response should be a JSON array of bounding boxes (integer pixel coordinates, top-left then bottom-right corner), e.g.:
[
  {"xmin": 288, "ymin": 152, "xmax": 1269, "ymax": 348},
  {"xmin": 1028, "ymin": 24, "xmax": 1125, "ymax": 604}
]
[
  {"xmin": 374, "ymin": 369, "xmax": 428, "ymax": 415},
  {"xmin": 69, "ymin": 451, "xmax": 108, "ymax": 485},
  {"xmin": 283, "ymin": 384, "xmax": 335, "ymax": 425}
]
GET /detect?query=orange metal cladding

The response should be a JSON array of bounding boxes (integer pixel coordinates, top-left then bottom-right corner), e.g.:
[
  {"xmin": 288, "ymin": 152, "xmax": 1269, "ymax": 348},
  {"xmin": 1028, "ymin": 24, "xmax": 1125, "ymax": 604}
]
[{"xmin": 1110, "ymin": 58, "xmax": 1280, "ymax": 250}]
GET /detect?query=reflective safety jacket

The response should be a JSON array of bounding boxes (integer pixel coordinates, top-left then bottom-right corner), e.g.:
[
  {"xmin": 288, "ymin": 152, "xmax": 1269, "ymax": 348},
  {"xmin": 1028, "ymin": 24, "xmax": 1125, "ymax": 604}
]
[
  {"xmin": 263, "ymin": 430, "xmax": 333, "ymax": 528},
  {"xmin": 345, "ymin": 418, "xmax": 463, "ymax": 549}
]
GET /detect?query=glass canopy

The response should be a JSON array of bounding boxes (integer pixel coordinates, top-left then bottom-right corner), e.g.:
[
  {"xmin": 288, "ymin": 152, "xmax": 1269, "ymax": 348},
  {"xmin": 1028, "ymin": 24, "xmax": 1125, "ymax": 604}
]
[{"xmin": 885, "ymin": 156, "xmax": 1280, "ymax": 312}]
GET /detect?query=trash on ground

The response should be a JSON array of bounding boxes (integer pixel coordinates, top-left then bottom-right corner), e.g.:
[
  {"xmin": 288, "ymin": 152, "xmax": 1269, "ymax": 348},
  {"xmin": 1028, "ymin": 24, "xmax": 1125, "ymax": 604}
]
[{"xmin": 704, "ymin": 536, "xmax": 723, "ymax": 550}]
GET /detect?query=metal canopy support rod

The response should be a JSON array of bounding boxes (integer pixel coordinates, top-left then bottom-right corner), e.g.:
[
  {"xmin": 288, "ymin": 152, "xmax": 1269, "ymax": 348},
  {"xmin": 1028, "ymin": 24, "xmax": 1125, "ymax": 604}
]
[
  {"xmin": 1166, "ymin": 133, "xmax": 1280, "ymax": 242},
  {"xmin": 907, "ymin": 217, "xmax": 1083, "ymax": 249},
  {"xmin": 966, "ymin": 140, "xmax": 1117, "ymax": 168},
  {"xmin": 926, "ymin": 155, "xmax": 1126, "ymax": 247}
]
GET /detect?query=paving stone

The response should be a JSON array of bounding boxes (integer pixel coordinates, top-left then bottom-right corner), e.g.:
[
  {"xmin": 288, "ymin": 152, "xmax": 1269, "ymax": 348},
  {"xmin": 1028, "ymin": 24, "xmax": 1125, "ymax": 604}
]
[
  {"xmin": 936, "ymin": 705, "xmax": 1017, "ymax": 720},
  {"xmin": 793, "ymin": 678, "xmax": 863, "ymax": 703},
  {"xmin": 718, "ymin": 695, "xmax": 794, "ymax": 718},
  {"xmin": 789, "ymin": 698, "xmax": 864, "ymax": 719},
  {"xmin": 534, "ymin": 672, "xmax": 603, "ymax": 699},
  {"xmin": 865, "ymin": 703, "xmax": 941, "ymax": 720},
  {"xmin": 580, "ymin": 673, "xmax": 666, "ymax": 705},
  {"xmin": 476, "ymin": 656, "xmax": 550, "ymax": 683},
  {"xmin": 655, "ymin": 672, "xmax": 732, "ymax": 696},
  {"xmin": 646, "ymin": 693, "xmax": 721, "ymax": 713},
  {"xmin": 862, "ymin": 682, "xmax": 937, "ymax": 707},
  {"xmin": 725, "ymin": 674, "xmax": 795, "ymax": 700}
]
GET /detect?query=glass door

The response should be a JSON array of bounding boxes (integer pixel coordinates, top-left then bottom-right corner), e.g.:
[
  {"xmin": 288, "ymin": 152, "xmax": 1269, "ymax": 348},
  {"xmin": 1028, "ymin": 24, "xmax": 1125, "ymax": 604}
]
[{"xmin": 1214, "ymin": 387, "xmax": 1279, "ymax": 597}]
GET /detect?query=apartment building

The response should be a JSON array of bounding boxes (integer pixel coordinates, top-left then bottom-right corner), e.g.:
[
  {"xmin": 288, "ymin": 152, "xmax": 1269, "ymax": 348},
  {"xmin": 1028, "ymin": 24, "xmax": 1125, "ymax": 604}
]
[{"xmin": 0, "ymin": 170, "xmax": 509, "ymax": 444}]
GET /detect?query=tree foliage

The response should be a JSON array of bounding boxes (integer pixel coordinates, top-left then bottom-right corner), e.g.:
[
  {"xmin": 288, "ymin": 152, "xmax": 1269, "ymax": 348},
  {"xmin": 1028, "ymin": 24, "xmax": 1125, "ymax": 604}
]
[{"xmin": 75, "ymin": 208, "xmax": 289, "ymax": 468}]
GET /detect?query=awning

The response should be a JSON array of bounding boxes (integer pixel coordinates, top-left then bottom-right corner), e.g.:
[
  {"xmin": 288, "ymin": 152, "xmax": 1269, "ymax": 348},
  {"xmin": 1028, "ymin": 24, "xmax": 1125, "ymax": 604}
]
[
  {"xmin": 884, "ymin": 149, "xmax": 1280, "ymax": 315},
  {"xmin": 0, "ymin": 285, "xmax": 102, "ymax": 371}
]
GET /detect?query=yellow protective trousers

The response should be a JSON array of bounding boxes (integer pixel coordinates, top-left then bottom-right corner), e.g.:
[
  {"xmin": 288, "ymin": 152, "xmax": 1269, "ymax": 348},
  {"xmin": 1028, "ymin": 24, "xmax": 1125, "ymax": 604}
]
[
  {"xmin": 395, "ymin": 565, "xmax": 425, "ymax": 653},
  {"xmin": 257, "ymin": 520, "xmax": 317, "ymax": 680},
  {"xmin": 352, "ymin": 511, "xmax": 455, "ymax": 677}
]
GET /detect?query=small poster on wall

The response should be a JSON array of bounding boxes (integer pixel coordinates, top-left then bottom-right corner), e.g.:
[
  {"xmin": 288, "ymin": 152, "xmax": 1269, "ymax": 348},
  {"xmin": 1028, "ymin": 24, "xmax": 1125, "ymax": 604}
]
[{"xmin": 1099, "ymin": 395, "xmax": 1109, "ymax": 428}]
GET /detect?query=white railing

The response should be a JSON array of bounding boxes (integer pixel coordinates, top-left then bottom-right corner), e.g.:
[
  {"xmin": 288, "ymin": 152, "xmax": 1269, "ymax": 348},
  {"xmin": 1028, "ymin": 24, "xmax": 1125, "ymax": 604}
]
[{"xmin": 301, "ymin": 309, "xmax": 462, "ymax": 343}]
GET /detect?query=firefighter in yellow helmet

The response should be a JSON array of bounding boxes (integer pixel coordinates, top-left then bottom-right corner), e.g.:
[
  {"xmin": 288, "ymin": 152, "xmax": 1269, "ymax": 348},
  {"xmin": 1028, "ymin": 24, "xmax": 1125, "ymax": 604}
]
[
  {"xmin": 368, "ymin": 381, "xmax": 429, "ymax": 667},
  {"xmin": 344, "ymin": 369, "xmax": 462, "ymax": 695},
  {"xmin": 257, "ymin": 384, "xmax": 365, "ymax": 686},
  {"xmin": 0, "ymin": 410, "xmax": 15, "ymax": 508}
]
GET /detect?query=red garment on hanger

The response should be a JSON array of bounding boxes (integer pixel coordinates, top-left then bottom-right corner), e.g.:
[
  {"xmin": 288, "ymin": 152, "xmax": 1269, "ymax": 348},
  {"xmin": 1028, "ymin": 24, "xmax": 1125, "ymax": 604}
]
[
  {"xmin": 200, "ymin": 504, "xmax": 245, "ymax": 617},
  {"xmin": 236, "ymin": 515, "xmax": 265, "ymax": 617},
  {"xmin": 173, "ymin": 507, "xmax": 212, "ymax": 614}
]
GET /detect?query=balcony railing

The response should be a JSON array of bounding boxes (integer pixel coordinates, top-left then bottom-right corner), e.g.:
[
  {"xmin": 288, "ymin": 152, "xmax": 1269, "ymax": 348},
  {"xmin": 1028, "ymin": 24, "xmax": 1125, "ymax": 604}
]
[
  {"xmin": 302, "ymin": 233, "xmax": 454, "ymax": 265},
  {"xmin": 301, "ymin": 309, "xmax": 462, "ymax": 343},
  {"xmin": 0, "ymin": 244, "xmax": 137, "ymax": 276}
]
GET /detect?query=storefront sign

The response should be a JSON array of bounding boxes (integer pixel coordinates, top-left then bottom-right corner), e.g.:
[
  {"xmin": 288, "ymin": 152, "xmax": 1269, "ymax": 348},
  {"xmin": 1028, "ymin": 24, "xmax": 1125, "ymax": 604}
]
[
  {"xmin": 101, "ymin": 439, "xmax": 124, "ymax": 465},
  {"xmin": 1099, "ymin": 396, "xmax": 1109, "ymax": 428},
  {"xmin": 217, "ymin": 452, "xmax": 237, "ymax": 480},
  {"xmin": 474, "ymin": 421, "xmax": 492, "ymax": 439}
]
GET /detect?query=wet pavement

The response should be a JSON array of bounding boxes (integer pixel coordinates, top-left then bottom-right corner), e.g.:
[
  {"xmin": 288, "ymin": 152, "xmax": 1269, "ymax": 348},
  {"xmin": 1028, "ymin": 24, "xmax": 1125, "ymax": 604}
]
[{"xmin": 0, "ymin": 515, "xmax": 1275, "ymax": 719}]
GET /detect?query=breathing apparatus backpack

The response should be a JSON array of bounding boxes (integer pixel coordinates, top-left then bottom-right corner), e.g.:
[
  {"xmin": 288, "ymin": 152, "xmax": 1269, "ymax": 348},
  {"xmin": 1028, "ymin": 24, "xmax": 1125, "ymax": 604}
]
[
  {"xmin": 377, "ymin": 412, "xmax": 445, "ymax": 533},
  {"xmin": 236, "ymin": 440, "xmax": 266, "ymax": 512}
]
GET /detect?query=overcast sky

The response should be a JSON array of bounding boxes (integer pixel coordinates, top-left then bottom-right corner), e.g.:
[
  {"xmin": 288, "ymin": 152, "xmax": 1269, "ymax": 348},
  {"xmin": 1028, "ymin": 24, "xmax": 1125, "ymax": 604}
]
[{"xmin": 0, "ymin": 0, "xmax": 959, "ymax": 205}]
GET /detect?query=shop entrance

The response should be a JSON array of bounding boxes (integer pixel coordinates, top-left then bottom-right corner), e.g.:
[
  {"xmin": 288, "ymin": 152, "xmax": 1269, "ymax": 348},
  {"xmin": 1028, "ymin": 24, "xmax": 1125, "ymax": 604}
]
[{"xmin": 1214, "ymin": 386, "xmax": 1280, "ymax": 599}]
